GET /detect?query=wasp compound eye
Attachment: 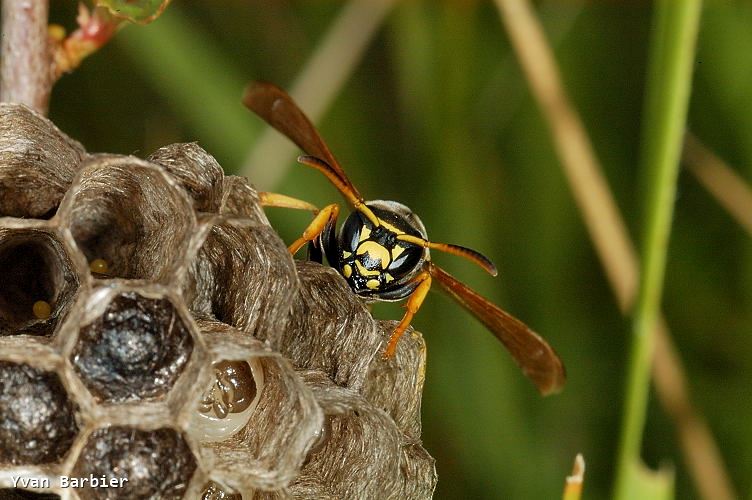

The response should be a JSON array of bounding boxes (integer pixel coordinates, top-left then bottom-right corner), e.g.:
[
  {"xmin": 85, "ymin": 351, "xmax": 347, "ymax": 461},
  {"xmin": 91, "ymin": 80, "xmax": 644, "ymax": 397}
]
[{"xmin": 193, "ymin": 357, "xmax": 264, "ymax": 442}]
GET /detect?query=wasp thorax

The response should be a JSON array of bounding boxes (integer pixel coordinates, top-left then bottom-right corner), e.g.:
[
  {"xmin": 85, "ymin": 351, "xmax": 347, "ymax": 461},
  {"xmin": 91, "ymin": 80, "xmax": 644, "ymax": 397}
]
[{"xmin": 193, "ymin": 357, "xmax": 264, "ymax": 442}]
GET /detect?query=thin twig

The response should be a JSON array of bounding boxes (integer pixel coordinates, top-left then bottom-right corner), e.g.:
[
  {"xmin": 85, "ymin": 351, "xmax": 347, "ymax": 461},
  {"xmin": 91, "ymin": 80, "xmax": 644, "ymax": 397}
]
[
  {"xmin": 0, "ymin": 0, "xmax": 52, "ymax": 113},
  {"xmin": 239, "ymin": 0, "xmax": 398, "ymax": 190},
  {"xmin": 494, "ymin": 1, "xmax": 735, "ymax": 499},
  {"xmin": 684, "ymin": 133, "xmax": 752, "ymax": 235}
]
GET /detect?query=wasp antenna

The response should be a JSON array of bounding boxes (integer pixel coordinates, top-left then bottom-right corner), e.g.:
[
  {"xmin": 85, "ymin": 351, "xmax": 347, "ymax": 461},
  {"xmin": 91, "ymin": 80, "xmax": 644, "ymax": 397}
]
[
  {"xmin": 354, "ymin": 203, "xmax": 382, "ymax": 228},
  {"xmin": 396, "ymin": 234, "xmax": 498, "ymax": 276},
  {"xmin": 296, "ymin": 155, "xmax": 349, "ymax": 188},
  {"xmin": 297, "ymin": 154, "xmax": 381, "ymax": 228}
]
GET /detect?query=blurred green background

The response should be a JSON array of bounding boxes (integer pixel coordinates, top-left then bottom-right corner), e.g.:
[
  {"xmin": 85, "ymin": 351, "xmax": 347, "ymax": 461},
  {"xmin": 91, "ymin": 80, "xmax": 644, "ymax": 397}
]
[{"xmin": 45, "ymin": 1, "xmax": 752, "ymax": 498}]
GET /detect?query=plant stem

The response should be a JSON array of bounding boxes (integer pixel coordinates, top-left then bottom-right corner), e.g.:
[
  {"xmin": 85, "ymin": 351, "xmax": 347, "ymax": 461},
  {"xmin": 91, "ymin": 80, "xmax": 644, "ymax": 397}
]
[
  {"xmin": 614, "ymin": 1, "xmax": 702, "ymax": 498},
  {"xmin": 496, "ymin": 0, "xmax": 733, "ymax": 497},
  {"xmin": 0, "ymin": 0, "xmax": 52, "ymax": 113}
]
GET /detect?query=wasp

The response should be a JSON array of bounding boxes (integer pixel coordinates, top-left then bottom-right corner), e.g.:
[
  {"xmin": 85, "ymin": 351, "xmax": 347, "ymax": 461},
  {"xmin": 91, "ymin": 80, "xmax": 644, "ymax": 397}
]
[{"xmin": 243, "ymin": 82, "xmax": 565, "ymax": 395}]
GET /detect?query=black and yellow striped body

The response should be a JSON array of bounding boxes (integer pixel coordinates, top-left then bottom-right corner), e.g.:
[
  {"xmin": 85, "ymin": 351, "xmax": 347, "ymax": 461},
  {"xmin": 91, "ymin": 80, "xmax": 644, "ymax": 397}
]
[{"xmin": 319, "ymin": 201, "xmax": 428, "ymax": 301}]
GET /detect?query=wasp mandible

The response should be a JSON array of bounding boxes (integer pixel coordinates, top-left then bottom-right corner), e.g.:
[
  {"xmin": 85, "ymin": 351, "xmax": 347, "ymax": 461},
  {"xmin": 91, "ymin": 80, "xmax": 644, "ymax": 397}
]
[{"xmin": 244, "ymin": 82, "xmax": 565, "ymax": 396}]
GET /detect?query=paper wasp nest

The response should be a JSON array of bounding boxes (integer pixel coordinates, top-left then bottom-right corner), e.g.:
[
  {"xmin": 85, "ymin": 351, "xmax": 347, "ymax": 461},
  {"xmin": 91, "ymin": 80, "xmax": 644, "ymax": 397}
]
[{"xmin": 0, "ymin": 104, "xmax": 436, "ymax": 499}]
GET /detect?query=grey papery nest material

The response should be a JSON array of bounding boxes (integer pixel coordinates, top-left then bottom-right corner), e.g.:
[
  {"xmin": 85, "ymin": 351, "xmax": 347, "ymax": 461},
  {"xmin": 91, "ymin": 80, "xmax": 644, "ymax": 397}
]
[{"xmin": 0, "ymin": 103, "xmax": 436, "ymax": 499}]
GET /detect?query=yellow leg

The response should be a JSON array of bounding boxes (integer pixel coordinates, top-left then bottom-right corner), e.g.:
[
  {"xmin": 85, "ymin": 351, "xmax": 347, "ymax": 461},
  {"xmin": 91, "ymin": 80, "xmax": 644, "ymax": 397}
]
[
  {"xmin": 288, "ymin": 203, "xmax": 339, "ymax": 255},
  {"xmin": 383, "ymin": 270, "xmax": 432, "ymax": 359},
  {"xmin": 259, "ymin": 191, "xmax": 319, "ymax": 213}
]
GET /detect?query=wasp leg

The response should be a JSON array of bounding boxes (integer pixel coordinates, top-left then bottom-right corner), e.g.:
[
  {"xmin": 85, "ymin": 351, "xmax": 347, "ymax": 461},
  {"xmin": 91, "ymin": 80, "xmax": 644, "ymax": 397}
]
[
  {"xmin": 383, "ymin": 270, "xmax": 432, "ymax": 359},
  {"xmin": 258, "ymin": 191, "xmax": 319, "ymax": 212},
  {"xmin": 289, "ymin": 204, "xmax": 339, "ymax": 256}
]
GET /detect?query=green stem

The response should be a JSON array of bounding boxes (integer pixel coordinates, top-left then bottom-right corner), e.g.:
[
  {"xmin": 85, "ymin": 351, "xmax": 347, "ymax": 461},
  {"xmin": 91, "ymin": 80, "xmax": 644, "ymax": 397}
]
[{"xmin": 614, "ymin": 1, "xmax": 702, "ymax": 499}]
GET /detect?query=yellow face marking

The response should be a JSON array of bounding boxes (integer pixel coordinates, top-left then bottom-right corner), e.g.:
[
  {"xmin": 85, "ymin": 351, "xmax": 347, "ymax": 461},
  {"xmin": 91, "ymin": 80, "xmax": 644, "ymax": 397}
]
[
  {"xmin": 343, "ymin": 251, "xmax": 352, "ymax": 258},
  {"xmin": 358, "ymin": 225, "xmax": 372, "ymax": 242},
  {"xmin": 366, "ymin": 279, "xmax": 380, "ymax": 290},
  {"xmin": 343, "ymin": 264, "xmax": 352, "ymax": 278},
  {"xmin": 385, "ymin": 273, "xmax": 395, "ymax": 283},
  {"xmin": 355, "ymin": 260, "xmax": 381, "ymax": 277},
  {"xmin": 356, "ymin": 241, "xmax": 391, "ymax": 269},
  {"xmin": 391, "ymin": 245, "xmax": 406, "ymax": 260},
  {"xmin": 377, "ymin": 219, "xmax": 405, "ymax": 235}
]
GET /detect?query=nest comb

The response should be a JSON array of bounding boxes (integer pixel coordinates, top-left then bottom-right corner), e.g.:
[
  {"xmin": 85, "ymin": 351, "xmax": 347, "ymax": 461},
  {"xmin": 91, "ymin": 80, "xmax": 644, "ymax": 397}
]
[{"xmin": 0, "ymin": 103, "xmax": 436, "ymax": 499}]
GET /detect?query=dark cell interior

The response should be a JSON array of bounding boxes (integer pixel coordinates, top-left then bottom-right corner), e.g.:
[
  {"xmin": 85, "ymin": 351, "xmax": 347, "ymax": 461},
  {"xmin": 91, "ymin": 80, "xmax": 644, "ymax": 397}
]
[
  {"xmin": 0, "ymin": 362, "xmax": 79, "ymax": 465},
  {"xmin": 69, "ymin": 203, "xmax": 138, "ymax": 280},
  {"xmin": 71, "ymin": 293, "xmax": 193, "ymax": 403},
  {"xmin": 66, "ymin": 164, "xmax": 192, "ymax": 283},
  {"xmin": 72, "ymin": 426, "xmax": 197, "ymax": 500},
  {"xmin": 0, "ymin": 233, "xmax": 74, "ymax": 336}
]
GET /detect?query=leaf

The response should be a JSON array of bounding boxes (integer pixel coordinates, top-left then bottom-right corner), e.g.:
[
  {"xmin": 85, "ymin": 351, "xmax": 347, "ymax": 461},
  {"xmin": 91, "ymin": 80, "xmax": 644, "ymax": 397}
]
[{"xmin": 95, "ymin": 0, "xmax": 171, "ymax": 24}]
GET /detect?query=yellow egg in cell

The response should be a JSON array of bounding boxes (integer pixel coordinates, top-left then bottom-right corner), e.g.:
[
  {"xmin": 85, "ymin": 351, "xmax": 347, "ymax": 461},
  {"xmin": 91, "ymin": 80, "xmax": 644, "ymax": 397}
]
[
  {"xmin": 89, "ymin": 258, "xmax": 108, "ymax": 274},
  {"xmin": 33, "ymin": 300, "xmax": 51, "ymax": 319}
]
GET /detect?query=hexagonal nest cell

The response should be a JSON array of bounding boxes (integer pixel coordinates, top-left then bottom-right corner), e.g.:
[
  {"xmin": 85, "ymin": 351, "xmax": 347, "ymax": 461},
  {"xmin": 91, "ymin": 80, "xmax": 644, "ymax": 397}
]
[
  {"xmin": 61, "ymin": 155, "xmax": 196, "ymax": 282},
  {"xmin": 186, "ymin": 217, "xmax": 297, "ymax": 345},
  {"xmin": 0, "ymin": 229, "xmax": 80, "ymax": 336},
  {"xmin": 0, "ymin": 106, "xmax": 436, "ymax": 499},
  {"xmin": 71, "ymin": 426, "xmax": 197, "ymax": 500},
  {"xmin": 70, "ymin": 292, "xmax": 194, "ymax": 404},
  {"xmin": 0, "ymin": 361, "xmax": 79, "ymax": 465},
  {"xmin": 0, "ymin": 103, "xmax": 85, "ymax": 219}
]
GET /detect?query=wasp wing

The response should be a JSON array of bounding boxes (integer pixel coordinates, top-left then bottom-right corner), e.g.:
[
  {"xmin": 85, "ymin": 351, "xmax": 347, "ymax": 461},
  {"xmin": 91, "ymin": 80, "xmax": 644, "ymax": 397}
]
[
  {"xmin": 428, "ymin": 262, "xmax": 566, "ymax": 395},
  {"xmin": 243, "ymin": 81, "xmax": 361, "ymax": 199}
]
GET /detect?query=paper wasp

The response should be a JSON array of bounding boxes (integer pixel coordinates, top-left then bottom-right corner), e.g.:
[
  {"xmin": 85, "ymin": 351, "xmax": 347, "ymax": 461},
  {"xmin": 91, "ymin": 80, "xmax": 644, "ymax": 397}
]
[{"xmin": 243, "ymin": 82, "xmax": 565, "ymax": 395}]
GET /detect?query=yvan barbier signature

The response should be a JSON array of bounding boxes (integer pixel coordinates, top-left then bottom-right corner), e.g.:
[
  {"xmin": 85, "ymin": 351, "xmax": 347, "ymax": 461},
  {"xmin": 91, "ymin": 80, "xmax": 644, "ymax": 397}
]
[{"xmin": 12, "ymin": 475, "xmax": 128, "ymax": 489}]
